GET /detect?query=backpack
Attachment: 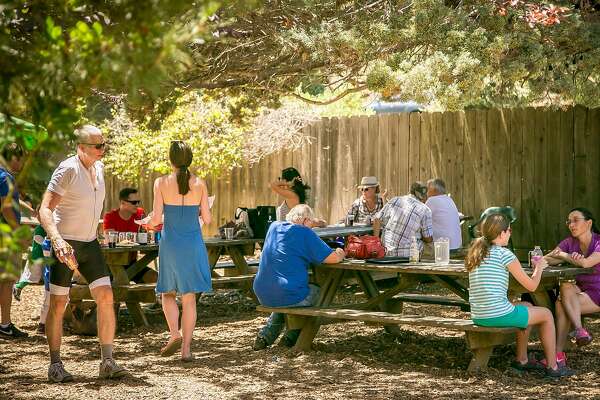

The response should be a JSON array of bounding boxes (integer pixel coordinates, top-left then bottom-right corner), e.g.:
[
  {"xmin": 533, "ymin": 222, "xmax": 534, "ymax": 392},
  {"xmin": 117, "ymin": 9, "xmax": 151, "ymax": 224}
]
[{"xmin": 236, "ymin": 206, "xmax": 276, "ymax": 239}]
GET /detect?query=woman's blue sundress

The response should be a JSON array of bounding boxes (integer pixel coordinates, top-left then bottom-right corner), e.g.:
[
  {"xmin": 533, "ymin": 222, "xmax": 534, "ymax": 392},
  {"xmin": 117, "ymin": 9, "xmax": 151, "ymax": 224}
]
[{"xmin": 156, "ymin": 204, "xmax": 212, "ymax": 294}]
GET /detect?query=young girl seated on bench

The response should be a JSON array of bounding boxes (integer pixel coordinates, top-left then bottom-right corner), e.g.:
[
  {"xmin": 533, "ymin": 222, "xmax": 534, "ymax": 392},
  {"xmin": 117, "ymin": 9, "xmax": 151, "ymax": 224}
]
[{"xmin": 466, "ymin": 213, "xmax": 573, "ymax": 378}]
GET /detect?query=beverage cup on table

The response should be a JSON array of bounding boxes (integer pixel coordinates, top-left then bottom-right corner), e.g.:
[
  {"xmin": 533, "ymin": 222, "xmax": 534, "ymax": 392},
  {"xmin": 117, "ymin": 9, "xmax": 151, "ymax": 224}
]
[
  {"xmin": 118, "ymin": 232, "xmax": 127, "ymax": 243},
  {"xmin": 224, "ymin": 227, "xmax": 235, "ymax": 240},
  {"xmin": 108, "ymin": 231, "xmax": 118, "ymax": 248},
  {"xmin": 345, "ymin": 214, "xmax": 354, "ymax": 227},
  {"xmin": 434, "ymin": 237, "xmax": 450, "ymax": 265}
]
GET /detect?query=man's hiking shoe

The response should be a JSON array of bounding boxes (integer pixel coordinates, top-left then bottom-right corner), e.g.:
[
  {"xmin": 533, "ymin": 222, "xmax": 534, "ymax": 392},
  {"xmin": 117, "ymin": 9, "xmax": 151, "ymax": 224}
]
[
  {"xmin": 36, "ymin": 323, "xmax": 46, "ymax": 335},
  {"xmin": 0, "ymin": 323, "xmax": 28, "ymax": 338},
  {"xmin": 252, "ymin": 336, "xmax": 268, "ymax": 351},
  {"xmin": 98, "ymin": 358, "xmax": 128, "ymax": 379},
  {"xmin": 546, "ymin": 365, "xmax": 575, "ymax": 379},
  {"xmin": 48, "ymin": 362, "xmax": 74, "ymax": 383},
  {"xmin": 570, "ymin": 327, "xmax": 593, "ymax": 347}
]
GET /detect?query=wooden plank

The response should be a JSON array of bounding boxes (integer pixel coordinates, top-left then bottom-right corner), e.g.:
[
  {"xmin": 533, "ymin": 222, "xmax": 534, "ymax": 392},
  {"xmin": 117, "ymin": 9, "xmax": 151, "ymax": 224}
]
[
  {"xmin": 462, "ymin": 111, "xmax": 477, "ymax": 224},
  {"xmin": 545, "ymin": 109, "xmax": 561, "ymax": 250},
  {"xmin": 397, "ymin": 113, "xmax": 410, "ymax": 197},
  {"xmin": 384, "ymin": 114, "xmax": 399, "ymax": 197},
  {"xmin": 508, "ymin": 108, "xmax": 524, "ymax": 251},
  {"xmin": 532, "ymin": 108, "xmax": 547, "ymax": 248},
  {"xmin": 255, "ymin": 306, "xmax": 516, "ymax": 333},
  {"xmin": 328, "ymin": 117, "xmax": 341, "ymax": 223},
  {"xmin": 520, "ymin": 107, "xmax": 536, "ymax": 249},
  {"xmin": 558, "ymin": 108, "xmax": 574, "ymax": 242},
  {"xmin": 586, "ymin": 108, "xmax": 600, "ymax": 216},
  {"xmin": 378, "ymin": 114, "xmax": 392, "ymax": 196},
  {"xmin": 408, "ymin": 112, "xmax": 421, "ymax": 192},
  {"xmin": 474, "ymin": 109, "xmax": 488, "ymax": 217},
  {"xmin": 447, "ymin": 112, "xmax": 464, "ymax": 207},
  {"xmin": 419, "ymin": 113, "xmax": 432, "ymax": 182},
  {"xmin": 429, "ymin": 112, "xmax": 442, "ymax": 182},
  {"xmin": 357, "ymin": 116, "xmax": 370, "ymax": 182}
]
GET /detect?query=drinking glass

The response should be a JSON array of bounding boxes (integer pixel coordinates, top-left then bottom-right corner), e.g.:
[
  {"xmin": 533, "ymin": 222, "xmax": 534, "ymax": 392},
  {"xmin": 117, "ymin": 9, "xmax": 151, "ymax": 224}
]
[
  {"xmin": 434, "ymin": 237, "xmax": 450, "ymax": 265},
  {"xmin": 224, "ymin": 227, "xmax": 235, "ymax": 240}
]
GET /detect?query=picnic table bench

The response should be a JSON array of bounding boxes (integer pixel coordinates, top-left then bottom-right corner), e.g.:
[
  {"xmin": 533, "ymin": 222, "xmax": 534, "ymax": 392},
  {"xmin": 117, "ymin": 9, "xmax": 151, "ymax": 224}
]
[{"xmin": 256, "ymin": 260, "xmax": 591, "ymax": 371}]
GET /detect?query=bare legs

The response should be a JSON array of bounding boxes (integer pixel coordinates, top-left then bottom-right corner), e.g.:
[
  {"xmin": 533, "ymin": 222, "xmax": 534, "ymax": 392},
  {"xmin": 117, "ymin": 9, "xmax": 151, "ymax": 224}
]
[
  {"xmin": 46, "ymin": 294, "xmax": 69, "ymax": 355},
  {"xmin": 0, "ymin": 281, "xmax": 14, "ymax": 325},
  {"xmin": 161, "ymin": 292, "xmax": 197, "ymax": 358},
  {"xmin": 555, "ymin": 282, "xmax": 600, "ymax": 352},
  {"xmin": 513, "ymin": 302, "xmax": 557, "ymax": 369},
  {"xmin": 91, "ymin": 286, "xmax": 116, "ymax": 346}
]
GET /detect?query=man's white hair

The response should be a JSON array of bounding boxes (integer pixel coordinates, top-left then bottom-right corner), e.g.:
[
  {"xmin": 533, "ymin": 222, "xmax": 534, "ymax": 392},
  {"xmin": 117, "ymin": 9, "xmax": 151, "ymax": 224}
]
[
  {"xmin": 286, "ymin": 204, "xmax": 315, "ymax": 223},
  {"xmin": 427, "ymin": 178, "xmax": 446, "ymax": 195},
  {"xmin": 75, "ymin": 124, "xmax": 102, "ymax": 143}
]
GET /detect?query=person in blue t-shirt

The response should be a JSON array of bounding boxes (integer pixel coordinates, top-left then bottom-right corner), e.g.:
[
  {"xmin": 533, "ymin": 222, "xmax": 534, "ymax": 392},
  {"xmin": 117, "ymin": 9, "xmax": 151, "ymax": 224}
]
[
  {"xmin": 0, "ymin": 142, "xmax": 29, "ymax": 338},
  {"xmin": 252, "ymin": 204, "xmax": 345, "ymax": 350}
]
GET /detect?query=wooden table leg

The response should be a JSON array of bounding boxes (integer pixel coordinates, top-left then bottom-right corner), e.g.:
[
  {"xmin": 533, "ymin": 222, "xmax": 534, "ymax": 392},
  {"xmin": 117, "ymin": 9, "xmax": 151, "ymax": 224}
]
[
  {"xmin": 108, "ymin": 264, "xmax": 148, "ymax": 327},
  {"xmin": 207, "ymin": 247, "xmax": 223, "ymax": 278},
  {"xmin": 294, "ymin": 269, "xmax": 344, "ymax": 351},
  {"xmin": 227, "ymin": 246, "xmax": 249, "ymax": 275}
]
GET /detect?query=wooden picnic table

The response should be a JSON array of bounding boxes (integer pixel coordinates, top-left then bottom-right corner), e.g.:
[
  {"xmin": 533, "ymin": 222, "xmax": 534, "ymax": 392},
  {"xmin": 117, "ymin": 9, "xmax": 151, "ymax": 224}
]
[
  {"xmin": 272, "ymin": 260, "xmax": 591, "ymax": 370},
  {"xmin": 69, "ymin": 224, "xmax": 373, "ymax": 328}
]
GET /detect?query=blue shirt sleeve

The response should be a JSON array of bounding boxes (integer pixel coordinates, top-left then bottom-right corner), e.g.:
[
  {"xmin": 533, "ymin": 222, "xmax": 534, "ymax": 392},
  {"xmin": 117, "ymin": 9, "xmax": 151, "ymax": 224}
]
[
  {"xmin": 301, "ymin": 226, "xmax": 334, "ymax": 264},
  {"xmin": 0, "ymin": 170, "xmax": 10, "ymax": 197}
]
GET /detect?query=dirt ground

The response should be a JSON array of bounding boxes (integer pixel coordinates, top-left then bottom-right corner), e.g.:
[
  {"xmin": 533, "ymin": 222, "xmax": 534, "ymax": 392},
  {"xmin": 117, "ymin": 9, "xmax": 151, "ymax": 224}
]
[{"xmin": 1, "ymin": 284, "xmax": 600, "ymax": 400}]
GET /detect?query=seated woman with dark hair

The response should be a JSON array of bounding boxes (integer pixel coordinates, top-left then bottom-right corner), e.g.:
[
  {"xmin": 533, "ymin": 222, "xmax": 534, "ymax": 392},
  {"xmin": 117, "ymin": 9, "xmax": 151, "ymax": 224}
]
[
  {"xmin": 545, "ymin": 207, "xmax": 600, "ymax": 366},
  {"xmin": 270, "ymin": 167, "xmax": 309, "ymax": 221}
]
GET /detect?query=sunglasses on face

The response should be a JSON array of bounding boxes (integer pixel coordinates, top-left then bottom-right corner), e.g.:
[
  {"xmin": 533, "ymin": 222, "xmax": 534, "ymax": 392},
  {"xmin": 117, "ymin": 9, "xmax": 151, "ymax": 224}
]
[
  {"xmin": 124, "ymin": 199, "xmax": 141, "ymax": 205},
  {"xmin": 80, "ymin": 142, "xmax": 106, "ymax": 150},
  {"xmin": 361, "ymin": 187, "xmax": 372, "ymax": 192}
]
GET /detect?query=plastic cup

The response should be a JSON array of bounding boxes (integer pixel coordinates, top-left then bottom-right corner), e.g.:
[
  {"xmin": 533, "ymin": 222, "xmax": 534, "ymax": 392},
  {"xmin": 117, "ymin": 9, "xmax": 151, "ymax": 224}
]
[
  {"xmin": 434, "ymin": 237, "xmax": 450, "ymax": 265},
  {"xmin": 224, "ymin": 227, "xmax": 235, "ymax": 240}
]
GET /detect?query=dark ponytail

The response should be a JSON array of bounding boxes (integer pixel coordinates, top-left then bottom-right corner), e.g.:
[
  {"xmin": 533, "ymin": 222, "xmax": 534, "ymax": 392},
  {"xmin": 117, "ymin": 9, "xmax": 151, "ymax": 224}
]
[
  {"xmin": 169, "ymin": 141, "xmax": 193, "ymax": 196},
  {"xmin": 281, "ymin": 166, "xmax": 310, "ymax": 204}
]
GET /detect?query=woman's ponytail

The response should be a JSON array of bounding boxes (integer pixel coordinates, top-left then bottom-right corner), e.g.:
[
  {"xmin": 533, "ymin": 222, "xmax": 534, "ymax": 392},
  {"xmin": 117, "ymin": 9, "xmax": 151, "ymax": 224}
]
[
  {"xmin": 176, "ymin": 166, "xmax": 191, "ymax": 196},
  {"xmin": 169, "ymin": 141, "xmax": 193, "ymax": 196},
  {"xmin": 465, "ymin": 213, "xmax": 510, "ymax": 272}
]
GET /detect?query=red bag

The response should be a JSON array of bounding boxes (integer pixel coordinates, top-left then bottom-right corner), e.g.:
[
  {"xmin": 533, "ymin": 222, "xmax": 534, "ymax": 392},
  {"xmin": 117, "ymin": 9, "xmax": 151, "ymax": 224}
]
[{"xmin": 345, "ymin": 235, "xmax": 385, "ymax": 259}]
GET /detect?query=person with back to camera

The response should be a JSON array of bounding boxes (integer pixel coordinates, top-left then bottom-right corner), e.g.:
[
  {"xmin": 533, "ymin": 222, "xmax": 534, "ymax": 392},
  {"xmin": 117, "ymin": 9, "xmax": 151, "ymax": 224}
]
[
  {"xmin": 466, "ymin": 213, "xmax": 573, "ymax": 378},
  {"xmin": 545, "ymin": 207, "xmax": 600, "ymax": 367},
  {"xmin": 252, "ymin": 204, "xmax": 345, "ymax": 350},
  {"xmin": 150, "ymin": 140, "xmax": 212, "ymax": 362}
]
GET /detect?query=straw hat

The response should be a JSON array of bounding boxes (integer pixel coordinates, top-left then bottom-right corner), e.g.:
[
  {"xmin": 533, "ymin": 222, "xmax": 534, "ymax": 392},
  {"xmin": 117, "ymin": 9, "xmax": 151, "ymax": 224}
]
[{"xmin": 357, "ymin": 176, "xmax": 379, "ymax": 188}]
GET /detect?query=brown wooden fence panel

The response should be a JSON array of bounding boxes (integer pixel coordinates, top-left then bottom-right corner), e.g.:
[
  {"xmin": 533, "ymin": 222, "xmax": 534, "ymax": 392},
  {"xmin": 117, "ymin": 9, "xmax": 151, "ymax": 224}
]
[{"xmin": 105, "ymin": 107, "xmax": 599, "ymax": 254}]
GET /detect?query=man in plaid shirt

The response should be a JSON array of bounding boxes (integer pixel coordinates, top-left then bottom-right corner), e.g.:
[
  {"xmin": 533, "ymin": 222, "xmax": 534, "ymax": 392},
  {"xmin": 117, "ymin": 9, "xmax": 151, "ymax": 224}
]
[{"xmin": 372, "ymin": 182, "xmax": 433, "ymax": 257}]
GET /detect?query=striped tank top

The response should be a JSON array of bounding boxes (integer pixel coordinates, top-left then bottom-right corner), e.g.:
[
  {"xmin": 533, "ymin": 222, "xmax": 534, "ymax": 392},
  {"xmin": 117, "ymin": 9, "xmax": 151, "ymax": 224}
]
[{"xmin": 468, "ymin": 245, "xmax": 517, "ymax": 320}]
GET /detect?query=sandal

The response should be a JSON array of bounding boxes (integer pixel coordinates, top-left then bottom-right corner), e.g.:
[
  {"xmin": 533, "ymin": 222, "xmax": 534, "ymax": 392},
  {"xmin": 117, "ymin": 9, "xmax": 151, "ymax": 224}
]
[{"xmin": 160, "ymin": 337, "xmax": 182, "ymax": 357}]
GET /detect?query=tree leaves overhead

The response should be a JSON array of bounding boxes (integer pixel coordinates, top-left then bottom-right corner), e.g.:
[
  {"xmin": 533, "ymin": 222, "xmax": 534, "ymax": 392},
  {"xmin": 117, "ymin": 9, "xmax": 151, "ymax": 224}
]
[{"xmin": 178, "ymin": 0, "xmax": 600, "ymax": 109}]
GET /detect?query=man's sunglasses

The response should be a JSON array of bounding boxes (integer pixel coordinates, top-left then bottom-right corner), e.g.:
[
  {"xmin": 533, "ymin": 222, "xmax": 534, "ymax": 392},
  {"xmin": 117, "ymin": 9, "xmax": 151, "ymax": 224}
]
[
  {"xmin": 80, "ymin": 142, "xmax": 106, "ymax": 150},
  {"xmin": 124, "ymin": 199, "xmax": 141, "ymax": 205}
]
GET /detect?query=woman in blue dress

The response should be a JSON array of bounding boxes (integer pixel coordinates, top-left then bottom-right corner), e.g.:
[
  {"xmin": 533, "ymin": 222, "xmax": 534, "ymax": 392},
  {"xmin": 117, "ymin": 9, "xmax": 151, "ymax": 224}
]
[{"xmin": 150, "ymin": 140, "xmax": 212, "ymax": 361}]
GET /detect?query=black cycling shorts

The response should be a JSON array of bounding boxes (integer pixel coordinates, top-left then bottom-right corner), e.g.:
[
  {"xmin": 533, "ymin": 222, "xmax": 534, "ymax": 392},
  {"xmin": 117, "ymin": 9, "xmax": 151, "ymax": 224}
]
[{"xmin": 49, "ymin": 239, "xmax": 109, "ymax": 289}]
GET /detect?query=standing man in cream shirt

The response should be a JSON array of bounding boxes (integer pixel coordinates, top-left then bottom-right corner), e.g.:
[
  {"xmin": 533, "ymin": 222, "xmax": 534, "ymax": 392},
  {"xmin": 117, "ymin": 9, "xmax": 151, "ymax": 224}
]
[{"xmin": 39, "ymin": 125, "xmax": 127, "ymax": 383}]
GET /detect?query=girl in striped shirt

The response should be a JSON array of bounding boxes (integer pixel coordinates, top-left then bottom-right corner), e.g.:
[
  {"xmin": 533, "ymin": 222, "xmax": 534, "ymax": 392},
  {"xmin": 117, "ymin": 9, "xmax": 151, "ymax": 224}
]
[{"xmin": 465, "ymin": 213, "xmax": 572, "ymax": 377}]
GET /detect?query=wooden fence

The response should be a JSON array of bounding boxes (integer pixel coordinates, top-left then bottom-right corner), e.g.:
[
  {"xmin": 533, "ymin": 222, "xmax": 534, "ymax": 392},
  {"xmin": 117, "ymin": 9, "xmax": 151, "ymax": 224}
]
[{"xmin": 106, "ymin": 106, "xmax": 600, "ymax": 254}]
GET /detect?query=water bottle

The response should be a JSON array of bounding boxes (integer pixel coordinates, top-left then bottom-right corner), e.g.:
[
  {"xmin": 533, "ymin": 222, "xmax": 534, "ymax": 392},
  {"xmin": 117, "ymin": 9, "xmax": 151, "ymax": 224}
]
[
  {"xmin": 529, "ymin": 245, "xmax": 543, "ymax": 267},
  {"xmin": 409, "ymin": 236, "xmax": 420, "ymax": 263},
  {"xmin": 42, "ymin": 238, "xmax": 52, "ymax": 258}
]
